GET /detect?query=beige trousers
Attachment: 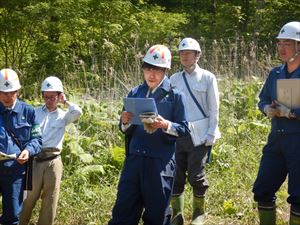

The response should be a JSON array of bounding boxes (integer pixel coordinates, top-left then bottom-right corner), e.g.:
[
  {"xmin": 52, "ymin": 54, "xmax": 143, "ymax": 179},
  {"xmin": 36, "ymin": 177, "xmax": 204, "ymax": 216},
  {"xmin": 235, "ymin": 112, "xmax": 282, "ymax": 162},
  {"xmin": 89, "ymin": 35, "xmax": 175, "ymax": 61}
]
[{"xmin": 19, "ymin": 156, "xmax": 63, "ymax": 225}]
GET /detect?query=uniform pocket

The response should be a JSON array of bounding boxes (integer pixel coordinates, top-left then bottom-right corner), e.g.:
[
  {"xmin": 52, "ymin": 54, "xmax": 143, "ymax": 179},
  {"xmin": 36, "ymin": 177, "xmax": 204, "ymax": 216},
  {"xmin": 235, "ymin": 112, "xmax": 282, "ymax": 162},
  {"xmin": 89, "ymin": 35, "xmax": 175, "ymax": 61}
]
[
  {"xmin": 160, "ymin": 157, "xmax": 176, "ymax": 197},
  {"xmin": 192, "ymin": 82, "xmax": 207, "ymax": 94},
  {"xmin": 14, "ymin": 122, "xmax": 31, "ymax": 141},
  {"xmin": 50, "ymin": 120, "xmax": 65, "ymax": 129}
]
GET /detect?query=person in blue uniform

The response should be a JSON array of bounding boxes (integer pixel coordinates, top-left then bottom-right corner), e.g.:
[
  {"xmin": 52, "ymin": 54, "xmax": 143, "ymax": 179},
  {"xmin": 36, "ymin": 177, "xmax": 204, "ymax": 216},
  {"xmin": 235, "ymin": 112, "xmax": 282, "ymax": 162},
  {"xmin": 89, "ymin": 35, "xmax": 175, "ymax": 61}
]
[
  {"xmin": 0, "ymin": 68, "xmax": 42, "ymax": 225},
  {"xmin": 108, "ymin": 44, "xmax": 189, "ymax": 225},
  {"xmin": 253, "ymin": 21, "xmax": 300, "ymax": 225}
]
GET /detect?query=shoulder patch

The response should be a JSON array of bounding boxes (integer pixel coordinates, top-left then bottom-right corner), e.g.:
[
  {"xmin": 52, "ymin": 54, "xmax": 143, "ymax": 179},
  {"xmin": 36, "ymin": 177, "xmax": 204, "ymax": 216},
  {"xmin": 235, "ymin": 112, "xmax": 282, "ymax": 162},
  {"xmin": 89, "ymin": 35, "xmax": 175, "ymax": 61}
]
[{"xmin": 31, "ymin": 124, "xmax": 42, "ymax": 137}]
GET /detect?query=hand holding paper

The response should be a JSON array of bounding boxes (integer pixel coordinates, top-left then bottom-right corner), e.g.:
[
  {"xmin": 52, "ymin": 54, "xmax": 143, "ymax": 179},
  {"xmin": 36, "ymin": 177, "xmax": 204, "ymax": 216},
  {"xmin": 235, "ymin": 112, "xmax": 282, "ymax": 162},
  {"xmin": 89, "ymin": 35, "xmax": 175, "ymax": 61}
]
[
  {"xmin": 121, "ymin": 111, "xmax": 133, "ymax": 125},
  {"xmin": 17, "ymin": 149, "xmax": 29, "ymax": 164},
  {"xmin": 273, "ymin": 100, "xmax": 294, "ymax": 118},
  {"xmin": 151, "ymin": 115, "xmax": 170, "ymax": 130},
  {"xmin": 263, "ymin": 102, "xmax": 279, "ymax": 118}
]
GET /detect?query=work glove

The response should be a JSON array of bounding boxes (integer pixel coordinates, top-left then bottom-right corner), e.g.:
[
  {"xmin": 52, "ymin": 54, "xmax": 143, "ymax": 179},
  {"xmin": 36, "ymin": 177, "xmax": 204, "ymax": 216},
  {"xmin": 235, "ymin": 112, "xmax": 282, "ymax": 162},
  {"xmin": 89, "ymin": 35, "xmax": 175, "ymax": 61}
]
[
  {"xmin": 263, "ymin": 104, "xmax": 278, "ymax": 118},
  {"xmin": 204, "ymin": 134, "xmax": 216, "ymax": 146},
  {"xmin": 274, "ymin": 100, "xmax": 294, "ymax": 118},
  {"xmin": 139, "ymin": 112, "xmax": 158, "ymax": 134}
]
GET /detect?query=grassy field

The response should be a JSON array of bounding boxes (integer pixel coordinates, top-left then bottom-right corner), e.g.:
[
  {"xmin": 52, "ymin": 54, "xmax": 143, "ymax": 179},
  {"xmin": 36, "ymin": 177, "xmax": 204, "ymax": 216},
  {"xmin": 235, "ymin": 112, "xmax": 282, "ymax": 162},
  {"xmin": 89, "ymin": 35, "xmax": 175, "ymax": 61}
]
[{"xmin": 14, "ymin": 77, "xmax": 288, "ymax": 225}]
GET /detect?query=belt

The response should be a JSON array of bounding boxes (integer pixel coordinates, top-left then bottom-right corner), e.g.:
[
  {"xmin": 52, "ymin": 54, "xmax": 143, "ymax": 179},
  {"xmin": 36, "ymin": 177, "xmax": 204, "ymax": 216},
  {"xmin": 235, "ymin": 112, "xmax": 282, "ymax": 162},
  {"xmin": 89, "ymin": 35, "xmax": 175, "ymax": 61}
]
[
  {"xmin": 35, "ymin": 147, "xmax": 61, "ymax": 162},
  {"xmin": 35, "ymin": 154, "xmax": 60, "ymax": 162},
  {"xmin": 41, "ymin": 147, "xmax": 60, "ymax": 152}
]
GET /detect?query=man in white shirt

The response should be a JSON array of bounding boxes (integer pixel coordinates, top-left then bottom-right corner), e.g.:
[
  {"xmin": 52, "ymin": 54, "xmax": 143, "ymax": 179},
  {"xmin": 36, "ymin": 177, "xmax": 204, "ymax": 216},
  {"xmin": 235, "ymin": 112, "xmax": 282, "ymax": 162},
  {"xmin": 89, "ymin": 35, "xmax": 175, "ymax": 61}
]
[
  {"xmin": 170, "ymin": 37, "xmax": 221, "ymax": 225},
  {"xmin": 19, "ymin": 76, "xmax": 82, "ymax": 225}
]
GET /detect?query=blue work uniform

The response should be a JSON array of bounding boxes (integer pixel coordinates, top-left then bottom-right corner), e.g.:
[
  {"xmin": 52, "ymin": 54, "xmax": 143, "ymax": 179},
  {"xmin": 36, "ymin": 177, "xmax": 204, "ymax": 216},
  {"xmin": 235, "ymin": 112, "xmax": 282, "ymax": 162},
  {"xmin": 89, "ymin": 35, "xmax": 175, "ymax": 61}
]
[
  {"xmin": 253, "ymin": 64, "xmax": 300, "ymax": 208},
  {"xmin": 109, "ymin": 77, "xmax": 189, "ymax": 225},
  {"xmin": 0, "ymin": 100, "xmax": 42, "ymax": 225}
]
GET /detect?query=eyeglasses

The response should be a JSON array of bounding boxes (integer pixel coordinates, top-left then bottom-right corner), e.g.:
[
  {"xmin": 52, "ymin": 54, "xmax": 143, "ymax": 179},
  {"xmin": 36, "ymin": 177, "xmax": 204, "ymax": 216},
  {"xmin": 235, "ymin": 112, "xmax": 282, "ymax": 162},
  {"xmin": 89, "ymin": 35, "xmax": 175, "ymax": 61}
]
[
  {"xmin": 143, "ymin": 67, "xmax": 165, "ymax": 73},
  {"xmin": 0, "ymin": 91, "xmax": 18, "ymax": 96},
  {"xmin": 43, "ymin": 95, "xmax": 58, "ymax": 101},
  {"xmin": 179, "ymin": 51, "xmax": 197, "ymax": 56},
  {"xmin": 276, "ymin": 41, "xmax": 294, "ymax": 49}
]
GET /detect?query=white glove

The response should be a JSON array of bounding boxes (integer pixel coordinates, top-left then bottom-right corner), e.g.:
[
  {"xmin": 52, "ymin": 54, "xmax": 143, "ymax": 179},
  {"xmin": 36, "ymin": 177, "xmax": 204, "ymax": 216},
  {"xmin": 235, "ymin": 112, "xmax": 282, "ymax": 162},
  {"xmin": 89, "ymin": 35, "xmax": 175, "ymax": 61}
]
[
  {"xmin": 139, "ymin": 112, "xmax": 158, "ymax": 134},
  {"xmin": 205, "ymin": 134, "xmax": 216, "ymax": 146},
  {"xmin": 263, "ymin": 104, "xmax": 278, "ymax": 118},
  {"xmin": 143, "ymin": 123, "xmax": 157, "ymax": 134},
  {"xmin": 274, "ymin": 101, "xmax": 294, "ymax": 118}
]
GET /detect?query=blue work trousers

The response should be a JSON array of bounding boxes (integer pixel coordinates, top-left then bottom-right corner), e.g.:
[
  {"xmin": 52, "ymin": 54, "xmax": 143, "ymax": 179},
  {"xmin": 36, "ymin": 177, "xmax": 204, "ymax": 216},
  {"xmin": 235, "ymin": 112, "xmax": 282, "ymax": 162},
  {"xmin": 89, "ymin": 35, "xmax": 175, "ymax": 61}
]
[
  {"xmin": 0, "ymin": 175, "xmax": 24, "ymax": 225},
  {"xmin": 109, "ymin": 154, "xmax": 175, "ymax": 225},
  {"xmin": 253, "ymin": 132, "xmax": 300, "ymax": 205},
  {"xmin": 172, "ymin": 135, "xmax": 210, "ymax": 197}
]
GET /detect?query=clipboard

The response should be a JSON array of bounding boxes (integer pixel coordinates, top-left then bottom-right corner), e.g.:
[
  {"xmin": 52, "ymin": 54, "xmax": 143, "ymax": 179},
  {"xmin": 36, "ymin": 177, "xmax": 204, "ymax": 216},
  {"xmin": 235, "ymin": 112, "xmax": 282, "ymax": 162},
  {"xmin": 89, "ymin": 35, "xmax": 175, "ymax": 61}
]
[{"xmin": 123, "ymin": 97, "xmax": 158, "ymax": 125}]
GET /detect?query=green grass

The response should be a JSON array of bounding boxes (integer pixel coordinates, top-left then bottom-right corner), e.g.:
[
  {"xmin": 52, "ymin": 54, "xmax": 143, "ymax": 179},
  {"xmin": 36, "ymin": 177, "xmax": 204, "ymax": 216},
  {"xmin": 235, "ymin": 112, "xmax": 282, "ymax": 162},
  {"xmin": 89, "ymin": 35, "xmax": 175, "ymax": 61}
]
[{"xmin": 0, "ymin": 78, "xmax": 291, "ymax": 224}]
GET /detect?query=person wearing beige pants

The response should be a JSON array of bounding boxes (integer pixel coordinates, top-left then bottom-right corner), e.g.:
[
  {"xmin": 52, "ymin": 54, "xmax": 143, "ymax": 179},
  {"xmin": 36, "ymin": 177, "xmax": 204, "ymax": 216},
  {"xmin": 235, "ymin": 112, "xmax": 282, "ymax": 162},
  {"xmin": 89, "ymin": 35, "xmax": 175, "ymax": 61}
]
[
  {"xmin": 19, "ymin": 76, "xmax": 82, "ymax": 225},
  {"xmin": 20, "ymin": 155, "xmax": 63, "ymax": 225}
]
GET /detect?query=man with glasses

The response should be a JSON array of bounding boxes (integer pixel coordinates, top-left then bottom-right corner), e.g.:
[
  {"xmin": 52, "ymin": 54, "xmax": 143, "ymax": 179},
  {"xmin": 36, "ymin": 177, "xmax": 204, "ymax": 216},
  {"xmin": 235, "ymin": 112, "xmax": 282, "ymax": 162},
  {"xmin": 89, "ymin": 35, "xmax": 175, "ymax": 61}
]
[
  {"xmin": 0, "ymin": 68, "xmax": 42, "ymax": 225},
  {"xmin": 253, "ymin": 21, "xmax": 300, "ymax": 225},
  {"xmin": 19, "ymin": 76, "xmax": 82, "ymax": 225},
  {"xmin": 169, "ymin": 38, "xmax": 220, "ymax": 225}
]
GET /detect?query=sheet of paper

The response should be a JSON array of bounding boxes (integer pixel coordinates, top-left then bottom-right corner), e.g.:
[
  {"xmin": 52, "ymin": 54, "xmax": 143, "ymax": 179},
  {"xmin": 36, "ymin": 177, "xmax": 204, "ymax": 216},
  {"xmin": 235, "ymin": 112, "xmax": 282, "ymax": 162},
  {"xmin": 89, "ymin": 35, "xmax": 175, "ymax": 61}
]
[
  {"xmin": 123, "ymin": 97, "xmax": 158, "ymax": 125},
  {"xmin": 189, "ymin": 118, "xmax": 209, "ymax": 147},
  {"xmin": 0, "ymin": 151, "xmax": 17, "ymax": 161},
  {"xmin": 277, "ymin": 79, "xmax": 300, "ymax": 109}
]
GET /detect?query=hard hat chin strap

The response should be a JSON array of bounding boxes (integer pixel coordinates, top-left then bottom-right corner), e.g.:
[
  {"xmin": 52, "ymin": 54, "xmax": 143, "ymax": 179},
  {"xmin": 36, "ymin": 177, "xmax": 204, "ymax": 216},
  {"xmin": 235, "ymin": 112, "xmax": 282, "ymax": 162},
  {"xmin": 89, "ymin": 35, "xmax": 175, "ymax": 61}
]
[
  {"xmin": 288, "ymin": 42, "xmax": 300, "ymax": 63},
  {"xmin": 183, "ymin": 55, "xmax": 200, "ymax": 74},
  {"xmin": 288, "ymin": 52, "xmax": 300, "ymax": 63},
  {"xmin": 287, "ymin": 41, "xmax": 300, "ymax": 63}
]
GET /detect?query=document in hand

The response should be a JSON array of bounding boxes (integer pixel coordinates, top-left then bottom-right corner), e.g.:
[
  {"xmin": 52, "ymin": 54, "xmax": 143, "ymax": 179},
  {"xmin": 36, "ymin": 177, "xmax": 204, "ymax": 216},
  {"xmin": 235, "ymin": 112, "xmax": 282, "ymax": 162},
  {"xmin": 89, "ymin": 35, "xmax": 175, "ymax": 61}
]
[
  {"xmin": 277, "ymin": 79, "xmax": 300, "ymax": 108},
  {"xmin": 0, "ymin": 151, "xmax": 17, "ymax": 161},
  {"xmin": 123, "ymin": 97, "xmax": 158, "ymax": 125},
  {"xmin": 189, "ymin": 118, "xmax": 209, "ymax": 147}
]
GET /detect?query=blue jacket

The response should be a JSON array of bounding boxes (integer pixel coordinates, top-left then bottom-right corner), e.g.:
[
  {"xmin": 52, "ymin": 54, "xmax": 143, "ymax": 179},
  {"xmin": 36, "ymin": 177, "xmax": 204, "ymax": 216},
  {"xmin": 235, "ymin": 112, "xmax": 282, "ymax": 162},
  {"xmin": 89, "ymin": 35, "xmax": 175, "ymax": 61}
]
[
  {"xmin": 122, "ymin": 77, "xmax": 189, "ymax": 160},
  {"xmin": 258, "ymin": 64, "xmax": 300, "ymax": 133},
  {"xmin": 0, "ymin": 99, "xmax": 42, "ymax": 175}
]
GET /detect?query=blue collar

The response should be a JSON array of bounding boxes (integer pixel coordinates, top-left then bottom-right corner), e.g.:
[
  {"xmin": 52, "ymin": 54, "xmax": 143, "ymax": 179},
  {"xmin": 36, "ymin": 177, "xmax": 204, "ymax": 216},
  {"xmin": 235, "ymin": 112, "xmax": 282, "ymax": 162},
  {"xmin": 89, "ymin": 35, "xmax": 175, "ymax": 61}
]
[
  {"xmin": 141, "ymin": 76, "xmax": 171, "ymax": 93},
  {"xmin": 0, "ymin": 99, "xmax": 22, "ymax": 114}
]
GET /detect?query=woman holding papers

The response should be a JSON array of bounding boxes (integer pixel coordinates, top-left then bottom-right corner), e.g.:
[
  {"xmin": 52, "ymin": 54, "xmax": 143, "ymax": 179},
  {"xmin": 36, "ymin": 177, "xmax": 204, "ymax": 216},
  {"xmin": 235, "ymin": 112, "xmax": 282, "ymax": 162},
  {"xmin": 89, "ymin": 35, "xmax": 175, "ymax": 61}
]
[
  {"xmin": 108, "ymin": 44, "xmax": 189, "ymax": 225},
  {"xmin": 252, "ymin": 21, "xmax": 300, "ymax": 225},
  {"xmin": 0, "ymin": 68, "xmax": 42, "ymax": 225}
]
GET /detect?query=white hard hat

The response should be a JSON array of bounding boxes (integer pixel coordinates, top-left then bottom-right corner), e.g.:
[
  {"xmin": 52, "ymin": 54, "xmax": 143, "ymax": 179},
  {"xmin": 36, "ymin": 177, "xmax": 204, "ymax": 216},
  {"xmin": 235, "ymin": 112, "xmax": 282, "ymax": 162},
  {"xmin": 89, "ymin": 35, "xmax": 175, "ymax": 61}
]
[
  {"xmin": 277, "ymin": 21, "xmax": 300, "ymax": 41},
  {"xmin": 41, "ymin": 76, "xmax": 64, "ymax": 92},
  {"xmin": 143, "ymin": 44, "xmax": 171, "ymax": 69},
  {"xmin": 0, "ymin": 68, "xmax": 21, "ymax": 92},
  {"xmin": 178, "ymin": 38, "xmax": 201, "ymax": 52}
]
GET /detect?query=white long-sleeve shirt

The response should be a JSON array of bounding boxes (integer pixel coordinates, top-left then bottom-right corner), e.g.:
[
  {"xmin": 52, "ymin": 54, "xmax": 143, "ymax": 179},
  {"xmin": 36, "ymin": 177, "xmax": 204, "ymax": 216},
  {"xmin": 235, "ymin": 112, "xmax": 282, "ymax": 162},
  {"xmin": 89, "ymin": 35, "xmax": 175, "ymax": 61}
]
[
  {"xmin": 170, "ymin": 64, "xmax": 220, "ymax": 138},
  {"xmin": 35, "ymin": 102, "xmax": 82, "ymax": 151}
]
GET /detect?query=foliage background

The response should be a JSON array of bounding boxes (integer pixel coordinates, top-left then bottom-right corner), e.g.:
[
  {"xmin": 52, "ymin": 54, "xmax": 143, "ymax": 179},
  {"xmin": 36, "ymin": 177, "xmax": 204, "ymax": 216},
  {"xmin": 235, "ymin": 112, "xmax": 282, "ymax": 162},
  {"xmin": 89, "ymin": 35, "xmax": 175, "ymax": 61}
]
[
  {"xmin": 0, "ymin": 0, "xmax": 299, "ymax": 95},
  {"xmin": 0, "ymin": 0, "xmax": 298, "ymax": 224}
]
